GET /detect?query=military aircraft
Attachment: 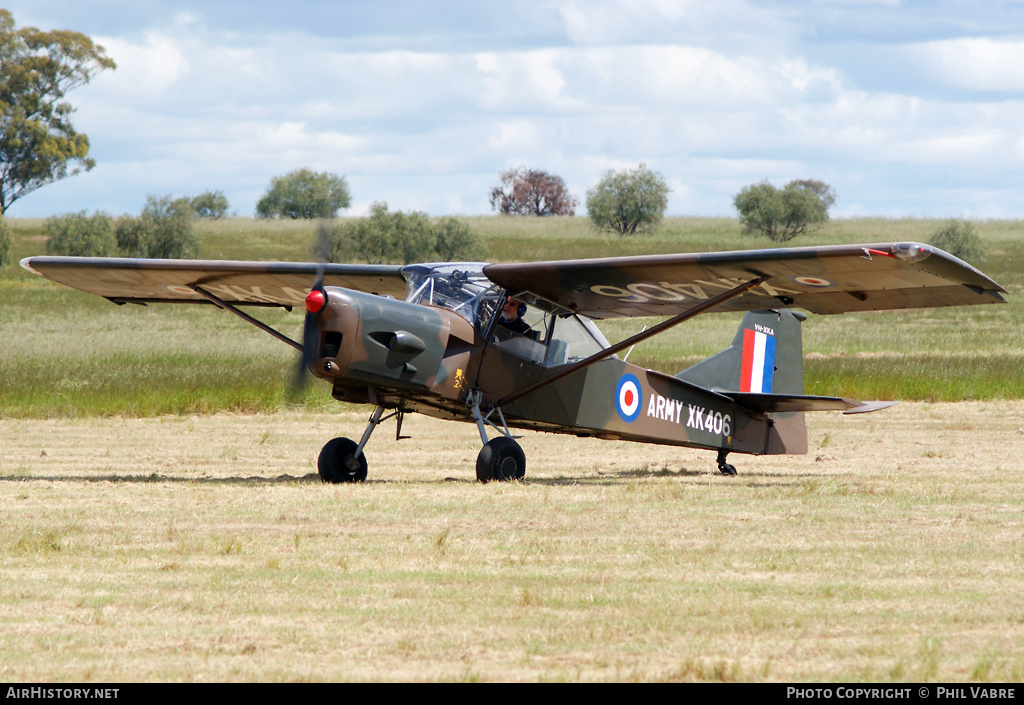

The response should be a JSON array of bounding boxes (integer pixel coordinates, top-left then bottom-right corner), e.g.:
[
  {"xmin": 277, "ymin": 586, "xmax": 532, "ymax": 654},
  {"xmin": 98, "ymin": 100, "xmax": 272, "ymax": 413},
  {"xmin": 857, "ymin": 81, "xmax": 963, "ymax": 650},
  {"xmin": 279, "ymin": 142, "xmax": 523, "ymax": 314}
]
[{"xmin": 21, "ymin": 241, "xmax": 1005, "ymax": 482}]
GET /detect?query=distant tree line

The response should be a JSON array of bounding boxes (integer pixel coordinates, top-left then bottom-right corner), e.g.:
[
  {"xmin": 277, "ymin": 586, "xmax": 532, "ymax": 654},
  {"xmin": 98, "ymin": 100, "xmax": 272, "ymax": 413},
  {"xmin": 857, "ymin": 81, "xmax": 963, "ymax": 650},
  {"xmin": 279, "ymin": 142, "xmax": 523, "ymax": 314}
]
[
  {"xmin": 488, "ymin": 165, "xmax": 843, "ymax": 243},
  {"xmin": 43, "ymin": 194, "xmax": 201, "ymax": 259}
]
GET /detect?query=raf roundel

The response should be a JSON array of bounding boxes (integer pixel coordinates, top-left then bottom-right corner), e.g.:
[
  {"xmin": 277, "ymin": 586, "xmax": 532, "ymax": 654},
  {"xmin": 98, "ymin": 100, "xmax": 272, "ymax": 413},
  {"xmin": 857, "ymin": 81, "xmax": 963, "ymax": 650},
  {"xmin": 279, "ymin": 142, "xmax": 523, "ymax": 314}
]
[
  {"xmin": 793, "ymin": 276, "xmax": 833, "ymax": 288},
  {"xmin": 615, "ymin": 373, "xmax": 643, "ymax": 423}
]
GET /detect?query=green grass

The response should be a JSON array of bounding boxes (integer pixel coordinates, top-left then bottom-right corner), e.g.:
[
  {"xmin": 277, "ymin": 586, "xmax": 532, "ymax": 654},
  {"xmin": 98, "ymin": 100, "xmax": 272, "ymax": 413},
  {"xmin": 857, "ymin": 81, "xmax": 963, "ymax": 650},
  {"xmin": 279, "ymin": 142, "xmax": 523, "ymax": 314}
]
[{"xmin": 1, "ymin": 216, "xmax": 1021, "ymax": 417}]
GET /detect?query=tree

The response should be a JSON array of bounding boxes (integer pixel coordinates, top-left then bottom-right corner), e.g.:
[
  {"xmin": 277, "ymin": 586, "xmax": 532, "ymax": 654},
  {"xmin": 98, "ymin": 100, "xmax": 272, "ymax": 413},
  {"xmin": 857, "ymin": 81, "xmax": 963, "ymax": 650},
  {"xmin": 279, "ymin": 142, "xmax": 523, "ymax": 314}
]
[
  {"xmin": 489, "ymin": 167, "xmax": 578, "ymax": 216},
  {"xmin": 930, "ymin": 218, "xmax": 985, "ymax": 263},
  {"xmin": 733, "ymin": 179, "xmax": 836, "ymax": 242},
  {"xmin": 0, "ymin": 10, "xmax": 116, "ymax": 214},
  {"xmin": 788, "ymin": 179, "xmax": 837, "ymax": 209},
  {"xmin": 319, "ymin": 202, "xmax": 485, "ymax": 265},
  {"xmin": 0, "ymin": 214, "xmax": 11, "ymax": 267},
  {"xmin": 255, "ymin": 168, "xmax": 350, "ymax": 219},
  {"xmin": 190, "ymin": 190, "xmax": 229, "ymax": 219},
  {"xmin": 585, "ymin": 163, "xmax": 669, "ymax": 235}
]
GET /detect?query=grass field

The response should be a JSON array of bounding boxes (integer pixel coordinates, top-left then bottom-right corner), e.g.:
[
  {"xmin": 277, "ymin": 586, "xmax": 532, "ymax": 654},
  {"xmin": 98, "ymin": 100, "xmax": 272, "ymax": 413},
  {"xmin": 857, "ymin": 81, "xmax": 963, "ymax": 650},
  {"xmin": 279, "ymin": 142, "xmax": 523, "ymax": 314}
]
[
  {"xmin": 1, "ymin": 215, "xmax": 1022, "ymax": 682},
  {"xmin": 2, "ymin": 405, "xmax": 1023, "ymax": 681},
  {"xmin": 1, "ymin": 215, "xmax": 1022, "ymax": 417}
]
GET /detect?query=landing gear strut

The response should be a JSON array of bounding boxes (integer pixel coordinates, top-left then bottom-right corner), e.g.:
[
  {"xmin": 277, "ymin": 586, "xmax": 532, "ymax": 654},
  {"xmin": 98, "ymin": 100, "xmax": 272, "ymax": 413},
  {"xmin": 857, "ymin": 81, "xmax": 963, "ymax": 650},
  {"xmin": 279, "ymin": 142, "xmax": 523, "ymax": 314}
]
[
  {"xmin": 467, "ymin": 391, "xmax": 525, "ymax": 483},
  {"xmin": 318, "ymin": 406, "xmax": 392, "ymax": 484},
  {"xmin": 717, "ymin": 449, "xmax": 737, "ymax": 476}
]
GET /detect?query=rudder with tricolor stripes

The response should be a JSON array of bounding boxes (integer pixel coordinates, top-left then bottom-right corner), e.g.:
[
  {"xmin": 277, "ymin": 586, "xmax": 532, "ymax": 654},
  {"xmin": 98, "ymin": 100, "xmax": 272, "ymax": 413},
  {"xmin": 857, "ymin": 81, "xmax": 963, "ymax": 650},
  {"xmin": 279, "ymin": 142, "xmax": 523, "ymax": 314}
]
[{"xmin": 675, "ymin": 309, "xmax": 805, "ymax": 396}]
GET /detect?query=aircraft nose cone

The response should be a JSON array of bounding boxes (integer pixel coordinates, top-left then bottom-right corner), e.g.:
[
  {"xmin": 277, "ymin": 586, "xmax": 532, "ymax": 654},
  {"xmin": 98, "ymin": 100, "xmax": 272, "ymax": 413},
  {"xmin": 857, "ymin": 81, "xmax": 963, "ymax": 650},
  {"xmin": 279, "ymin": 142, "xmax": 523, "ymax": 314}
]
[{"xmin": 305, "ymin": 289, "xmax": 326, "ymax": 313}]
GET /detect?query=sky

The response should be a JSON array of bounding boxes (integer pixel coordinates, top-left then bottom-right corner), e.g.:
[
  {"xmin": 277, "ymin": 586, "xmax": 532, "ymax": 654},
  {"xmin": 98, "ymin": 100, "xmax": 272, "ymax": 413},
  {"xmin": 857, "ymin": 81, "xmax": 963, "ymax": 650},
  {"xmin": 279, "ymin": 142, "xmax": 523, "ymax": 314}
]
[{"xmin": 5, "ymin": 0, "xmax": 1024, "ymax": 220}]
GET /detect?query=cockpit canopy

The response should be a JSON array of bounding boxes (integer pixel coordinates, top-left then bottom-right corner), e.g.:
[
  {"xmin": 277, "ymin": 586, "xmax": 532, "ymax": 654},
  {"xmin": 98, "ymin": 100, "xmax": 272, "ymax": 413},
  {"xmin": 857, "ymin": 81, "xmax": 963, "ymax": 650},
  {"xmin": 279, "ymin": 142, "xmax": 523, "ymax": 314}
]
[
  {"xmin": 402, "ymin": 263, "xmax": 497, "ymax": 328},
  {"xmin": 401, "ymin": 263, "xmax": 613, "ymax": 366}
]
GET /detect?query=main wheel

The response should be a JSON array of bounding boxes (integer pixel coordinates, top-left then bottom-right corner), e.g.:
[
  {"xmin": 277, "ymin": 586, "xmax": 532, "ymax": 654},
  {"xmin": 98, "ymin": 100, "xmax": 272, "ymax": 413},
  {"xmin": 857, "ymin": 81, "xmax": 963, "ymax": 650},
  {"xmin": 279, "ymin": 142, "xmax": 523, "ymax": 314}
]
[
  {"xmin": 318, "ymin": 437, "xmax": 368, "ymax": 483},
  {"xmin": 476, "ymin": 436, "xmax": 526, "ymax": 483}
]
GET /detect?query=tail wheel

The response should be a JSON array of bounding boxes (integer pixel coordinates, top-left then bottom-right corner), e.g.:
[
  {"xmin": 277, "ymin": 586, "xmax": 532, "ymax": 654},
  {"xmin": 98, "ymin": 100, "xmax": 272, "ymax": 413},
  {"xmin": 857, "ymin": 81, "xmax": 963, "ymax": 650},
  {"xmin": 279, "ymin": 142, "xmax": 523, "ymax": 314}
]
[
  {"xmin": 476, "ymin": 437, "xmax": 526, "ymax": 483},
  {"xmin": 716, "ymin": 449, "xmax": 737, "ymax": 476},
  {"xmin": 318, "ymin": 437, "xmax": 368, "ymax": 483}
]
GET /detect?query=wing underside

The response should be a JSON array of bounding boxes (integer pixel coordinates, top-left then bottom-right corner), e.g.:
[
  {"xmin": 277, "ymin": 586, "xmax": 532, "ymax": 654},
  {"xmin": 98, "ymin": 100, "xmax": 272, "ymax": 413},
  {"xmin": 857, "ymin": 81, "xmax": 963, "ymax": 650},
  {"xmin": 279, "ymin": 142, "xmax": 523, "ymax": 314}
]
[
  {"xmin": 20, "ymin": 257, "xmax": 408, "ymax": 307},
  {"xmin": 483, "ymin": 242, "xmax": 1006, "ymax": 318},
  {"xmin": 22, "ymin": 243, "xmax": 1006, "ymax": 318}
]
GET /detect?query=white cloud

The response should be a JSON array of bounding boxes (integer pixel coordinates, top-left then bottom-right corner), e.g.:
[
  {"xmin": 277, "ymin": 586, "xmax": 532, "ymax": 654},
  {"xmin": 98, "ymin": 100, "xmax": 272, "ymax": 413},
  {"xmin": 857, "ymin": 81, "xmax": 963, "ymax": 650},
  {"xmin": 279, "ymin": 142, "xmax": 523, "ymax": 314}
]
[
  {"xmin": 558, "ymin": 0, "xmax": 793, "ymax": 50},
  {"xmin": 914, "ymin": 37, "xmax": 1024, "ymax": 92},
  {"xmin": 95, "ymin": 33, "xmax": 189, "ymax": 101},
  {"xmin": 7, "ymin": 0, "xmax": 1024, "ymax": 220}
]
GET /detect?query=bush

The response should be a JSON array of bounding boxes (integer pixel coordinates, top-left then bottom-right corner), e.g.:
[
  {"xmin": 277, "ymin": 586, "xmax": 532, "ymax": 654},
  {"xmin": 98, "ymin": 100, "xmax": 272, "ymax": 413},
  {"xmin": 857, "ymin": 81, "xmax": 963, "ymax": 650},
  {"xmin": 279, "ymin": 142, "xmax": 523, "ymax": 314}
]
[
  {"xmin": 930, "ymin": 218, "xmax": 985, "ymax": 263},
  {"xmin": 107, "ymin": 197, "xmax": 200, "ymax": 259},
  {"xmin": 190, "ymin": 190, "xmax": 230, "ymax": 218},
  {"xmin": 256, "ymin": 168, "xmax": 350, "ymax": 219},
  {"xmin": 44, "ymin": 211, "xmax": 116, "ymax": 257},
  {"xmin": 114, "ymin": 214, "xmax": 149, "ymax": 257},
  {"xmin": 319, "ymin": 202, "xmax": 485, "ymax": 264},
  {"xmin": 733, "ymin": 179, "xmax": 835, "ymax": 242},
  {"xmin": 139, "ymin": 195, "xmax": 199, "ymax": 259},
  {"xmin": 433, "ymin": 216, "xmax": 486, "ymax": 261},
  {"xmin": 0, "ymin": 215, "xmax": 10, "ymax": 268},
  {"xmin": 586, "ymin": 163, "xmax": 669, "ymax": 235}
]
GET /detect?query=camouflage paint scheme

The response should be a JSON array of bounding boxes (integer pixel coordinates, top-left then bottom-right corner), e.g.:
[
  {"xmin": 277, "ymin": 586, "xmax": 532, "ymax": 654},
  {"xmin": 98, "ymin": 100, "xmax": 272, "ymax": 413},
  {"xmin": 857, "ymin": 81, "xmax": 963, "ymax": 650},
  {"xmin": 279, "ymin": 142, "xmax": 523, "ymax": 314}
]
[{"xmin": 21, "ymin": 242, "xmax": 1006, "ymax": 479}]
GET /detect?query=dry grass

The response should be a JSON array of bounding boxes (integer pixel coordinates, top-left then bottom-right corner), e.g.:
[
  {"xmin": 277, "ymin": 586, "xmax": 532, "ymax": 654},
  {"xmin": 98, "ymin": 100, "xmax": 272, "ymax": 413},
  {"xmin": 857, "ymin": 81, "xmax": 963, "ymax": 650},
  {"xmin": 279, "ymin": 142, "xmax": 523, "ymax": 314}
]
[{"xmin": 2, "ymin": 404, "xmax": 1023, "ymax": 682}]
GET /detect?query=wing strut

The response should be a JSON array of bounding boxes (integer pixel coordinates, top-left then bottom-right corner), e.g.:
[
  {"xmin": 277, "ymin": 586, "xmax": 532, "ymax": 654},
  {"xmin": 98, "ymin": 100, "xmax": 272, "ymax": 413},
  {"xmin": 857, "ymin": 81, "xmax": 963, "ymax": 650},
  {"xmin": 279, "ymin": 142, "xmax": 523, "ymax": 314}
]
[
  {"xmin": 495, "ymin": 275, "xmax": 768, "ymax": 407},
  {"xmin": 191, "ymin": 286, "xmax": 303, "ymax": 351}
]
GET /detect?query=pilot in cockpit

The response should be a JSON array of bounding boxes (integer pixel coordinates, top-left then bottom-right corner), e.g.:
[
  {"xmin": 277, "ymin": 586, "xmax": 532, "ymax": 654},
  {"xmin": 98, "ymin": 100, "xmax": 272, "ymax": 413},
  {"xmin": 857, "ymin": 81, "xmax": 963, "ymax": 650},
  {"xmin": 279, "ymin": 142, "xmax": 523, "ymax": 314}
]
[{"xmin": 497, "ymin": 297, "xmax": 536, "ymax": 338}]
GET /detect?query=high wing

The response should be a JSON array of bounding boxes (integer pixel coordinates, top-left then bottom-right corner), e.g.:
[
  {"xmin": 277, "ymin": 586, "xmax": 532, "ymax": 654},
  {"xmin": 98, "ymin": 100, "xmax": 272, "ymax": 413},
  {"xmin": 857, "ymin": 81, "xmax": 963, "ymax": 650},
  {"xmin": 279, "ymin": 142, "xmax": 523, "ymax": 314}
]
[
  {"xmin": 483, "ymin": 242, "xmax": 1007, "ymax": 318},
  {"xmin": 19, "ymin": 257, "xmax": 408, "ymax": 307}
]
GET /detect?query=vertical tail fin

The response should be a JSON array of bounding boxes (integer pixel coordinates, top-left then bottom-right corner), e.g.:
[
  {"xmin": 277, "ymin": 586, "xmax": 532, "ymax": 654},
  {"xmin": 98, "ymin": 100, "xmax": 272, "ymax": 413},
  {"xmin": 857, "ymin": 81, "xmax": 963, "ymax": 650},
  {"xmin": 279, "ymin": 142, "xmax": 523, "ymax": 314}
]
[
  {"xmin": 675, "ymin": 309, "xmax": 806, "ymax": 394},
  {"xmin": 676, "ymin": 309, "xmax": 808, "ymax": 454}
]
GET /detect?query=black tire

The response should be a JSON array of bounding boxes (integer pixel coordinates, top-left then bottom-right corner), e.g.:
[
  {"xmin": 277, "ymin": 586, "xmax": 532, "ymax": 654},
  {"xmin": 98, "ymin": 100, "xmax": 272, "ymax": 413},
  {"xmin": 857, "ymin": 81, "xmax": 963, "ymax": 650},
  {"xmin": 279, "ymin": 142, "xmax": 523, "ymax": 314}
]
[
  {"xmin": 318, "ymin": 437, "xmax": 368, "ymax": 483},
  {"xmin": 476, "ymin": 436, "xmax": 526, "ymax": 483}
]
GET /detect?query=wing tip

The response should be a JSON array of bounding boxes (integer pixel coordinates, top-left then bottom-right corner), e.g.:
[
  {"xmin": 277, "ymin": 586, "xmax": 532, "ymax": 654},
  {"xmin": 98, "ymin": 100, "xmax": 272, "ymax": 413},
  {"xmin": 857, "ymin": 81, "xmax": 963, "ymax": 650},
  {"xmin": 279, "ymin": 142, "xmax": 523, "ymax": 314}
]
[{"xmin": 19, "ymin": 257, "xmax": 41, "ymax": 276}]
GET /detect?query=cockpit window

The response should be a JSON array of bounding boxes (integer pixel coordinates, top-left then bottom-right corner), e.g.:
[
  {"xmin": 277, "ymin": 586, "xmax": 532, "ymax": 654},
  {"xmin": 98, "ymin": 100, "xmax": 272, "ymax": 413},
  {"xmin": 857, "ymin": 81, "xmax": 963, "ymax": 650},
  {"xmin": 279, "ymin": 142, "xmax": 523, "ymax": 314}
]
[
  {"xmin": 402, "ymin": 264, "xmax": 500, "ymax": 333},
  {"xmin": 402, "ymin": 263, "xmax": 615, "ymax": 367},
  {"xmin": 547, "ymin": 314, "xmax": 612, "ymax": 365},
  {"xmin": 490, "ymin": 304, "xmax": 613, "ymax": 367}
]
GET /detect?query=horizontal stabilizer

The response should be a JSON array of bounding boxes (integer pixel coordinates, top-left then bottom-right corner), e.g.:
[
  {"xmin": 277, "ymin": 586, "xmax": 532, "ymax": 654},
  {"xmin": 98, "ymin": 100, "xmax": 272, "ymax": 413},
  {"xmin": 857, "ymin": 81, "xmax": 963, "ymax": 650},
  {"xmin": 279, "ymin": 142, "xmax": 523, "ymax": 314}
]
[
  {"xmin": 841, "ymin": 400, "xmax": 899, "ymax": 415},
  {"xmin": 726, "ymin": 393, "xmax": 898, "ymax": 414}
]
